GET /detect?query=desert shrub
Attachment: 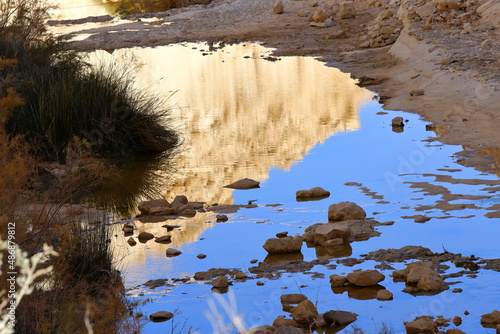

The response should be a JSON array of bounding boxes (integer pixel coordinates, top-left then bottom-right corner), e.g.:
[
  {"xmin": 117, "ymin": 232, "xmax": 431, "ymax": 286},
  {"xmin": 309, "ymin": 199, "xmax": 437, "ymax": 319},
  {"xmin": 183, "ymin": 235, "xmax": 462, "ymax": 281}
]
[{"xmin": 5, "ymin": 48, "xmax": 179, "ymax": 160}]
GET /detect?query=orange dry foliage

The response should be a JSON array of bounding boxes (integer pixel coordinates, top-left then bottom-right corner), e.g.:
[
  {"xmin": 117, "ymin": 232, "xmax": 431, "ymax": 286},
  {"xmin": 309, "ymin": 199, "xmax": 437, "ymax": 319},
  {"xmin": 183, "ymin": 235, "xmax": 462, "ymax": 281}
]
[{"xmin": 0, "ymin": 58, "xmax": 32, "ymax": 217}]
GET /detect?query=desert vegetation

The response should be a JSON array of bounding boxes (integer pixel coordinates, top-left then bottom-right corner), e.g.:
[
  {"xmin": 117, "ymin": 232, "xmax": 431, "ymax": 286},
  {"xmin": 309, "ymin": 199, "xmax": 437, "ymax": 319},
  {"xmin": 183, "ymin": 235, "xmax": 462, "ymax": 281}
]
[{"xmin": 1, "ymin": 0, "xmax": 179, "ymax": 332}]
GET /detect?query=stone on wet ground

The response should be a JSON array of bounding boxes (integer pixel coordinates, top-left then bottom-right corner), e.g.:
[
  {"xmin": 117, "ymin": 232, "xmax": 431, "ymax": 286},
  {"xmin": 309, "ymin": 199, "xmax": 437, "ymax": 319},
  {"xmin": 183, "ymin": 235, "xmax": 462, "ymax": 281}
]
[{"xmin": 127, "ymin": 237, "xmax": 137, "ymax": 246}]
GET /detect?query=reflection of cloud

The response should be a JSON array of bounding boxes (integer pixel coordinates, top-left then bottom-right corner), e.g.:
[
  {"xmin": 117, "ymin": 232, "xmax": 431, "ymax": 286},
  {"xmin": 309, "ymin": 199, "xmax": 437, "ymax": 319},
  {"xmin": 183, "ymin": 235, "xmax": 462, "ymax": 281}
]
[{"xmin": 90, "ymin": 43, "xmax": 372, "ymax": 207}]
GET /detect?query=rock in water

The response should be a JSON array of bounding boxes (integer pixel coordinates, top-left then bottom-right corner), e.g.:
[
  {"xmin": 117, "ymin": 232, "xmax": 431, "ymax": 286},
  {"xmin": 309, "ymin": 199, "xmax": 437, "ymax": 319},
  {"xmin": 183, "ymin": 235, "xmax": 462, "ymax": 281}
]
[
  {"xmin": 280, "ymin": 293, "xmax": 307, "ymax": 304},
  {"xmin": 263, "ymin": 236, "xmax": 302, "ymax": 254},
  {"xmin": 328, "ymin": 201, "xmax": 366, "ymax": 221},
  {"xmin": 149, "ymin": 311, "xmax": 173, "ymax": 322},
  {"xmin": 155, "ymin": 235, "xmax": 172, "ymax": 243},
  {"xmin": 376, "ymin": 289, "xmax": 393, "ymax": 300},
  {"xmin": 224, "ymin": 178, "xmax": 260, "ymax": 189},
  {"xmin": 404, "ymin": 316, "xmax": 437, "ymax": 334},
  {"xmin": 323, "ymin": 310, "xmax": 358, "ymax": 326},
  {"xmin": 295, "ymin": 186, "xmax": 330, "ymax": 199},
  {"xmin": 138, "ymin": 231, "xmax": 154, "ymax": 241},
  {"xmin": 292, "ymin": 299, "xmax": 318, "ymax": 324},
  {"xmin": 273, "ymin": 0, "xmax": 284, "ymax": 14},
  {"xmin": 481, "ymin": 310, "xmax": 500, "ymax": 325},
  {"xmin": 391, "ymin": 116, "xmax": 405, "ymax": 127},
  {"xmin": 166, "ymin": 248, "xmax": 182, "ymax": 257},
  {"xmin": 275, "ymin": 326, "xmax": 303, "ymax": 334},
  {"xmin": 211, "ymin": 276, "xmax": 230, "ymax": 288},
  {"xmin": 138, "ymin": 199, "xmax": 170, "ymax": 214},
  {"xmin": 346, "ymin": 270, "xmax": 385, "ymax": 286}
]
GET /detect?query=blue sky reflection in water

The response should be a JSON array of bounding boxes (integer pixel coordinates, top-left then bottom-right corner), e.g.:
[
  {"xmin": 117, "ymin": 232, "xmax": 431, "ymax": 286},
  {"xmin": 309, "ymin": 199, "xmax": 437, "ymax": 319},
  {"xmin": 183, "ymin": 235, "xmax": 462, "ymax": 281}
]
[{"xmin": 94, "ymin": 44, "xmax": 500, "ymax": 334}]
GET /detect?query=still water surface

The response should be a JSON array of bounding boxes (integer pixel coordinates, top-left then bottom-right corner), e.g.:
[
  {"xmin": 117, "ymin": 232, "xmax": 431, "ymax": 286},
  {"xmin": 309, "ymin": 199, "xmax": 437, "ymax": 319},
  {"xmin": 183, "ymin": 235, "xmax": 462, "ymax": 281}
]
[{"xmin": 86, "ymin": 44, "xmax": 499, "ymax": 333}]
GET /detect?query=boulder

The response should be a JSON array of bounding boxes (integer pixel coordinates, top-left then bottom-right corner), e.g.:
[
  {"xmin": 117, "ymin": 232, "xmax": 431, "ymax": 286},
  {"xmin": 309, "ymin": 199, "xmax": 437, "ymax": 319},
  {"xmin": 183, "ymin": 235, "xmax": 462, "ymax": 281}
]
[
  {"xmin": 313, "ymin": 8, "xmax": 328, "ymax": 22},
  {"xmin": 339, "ymin": 1, "xmax": 356, "ymax": 19},
  {"xmin": 313, "ymin": 223, "xmax": 351, "ymax": 244},
  {"xmin": 212, "ymin": 276, "xmax": 230, "ymax": 288},
  {"xmin": 417, "ymin": 274, "xmax": 444, "ymax": 291},
  {"xmin": 329, "ymin": 274, "xmax": 347, "ymax": 287},
  {"xmin": 346, "ymin": 270, "xmax": 385, "ymax": 286},
  {"xmin": 166, "ymin": 248, "xmax": 182, "ymax": 257},
  {"xmin": 404, "ymin": 316, "xmax": 437, "ymax": 334},
  {"xmin": 171, "ymin": 195, "xmax": 188, "ymax": 208},
  {"xmin": 328, "ymin": 201, "xmax": 366, "ymax": 221},
  {"xmin": 263, "ymin": 236, "xmax": 302, "ymax": 254},
  {"xmin": 155, "ymin": 235, "xmax": 172, "ymax": 243},
  {"xmin": 481, "ymin": 310, "xmax": 500, "ymax": 325},
  {"xmin": 376, "ymin": 289, "xmax": 393, "ymax": 300},
  {"xmin": 138, "ymin": 231, "xmax": 154, "ymax": 241},
  {"xmin": 272, "ymin": 317, "xmax": 300, "ymax": 328},
  {"xmin": 392, "ymin": 116, "xmax": 405, "ymax": 127},
  {"xmin": 274, "ymin": 326, "xmax": 303, "ymax": 334},
  {"xmin": 321, "ymin": 238, "xmax": 344, "ymax": 247},
  {"xmin": 149, "ymin": 206, "xmax": 170, "ymax": 214},
  {"xmin": 224, "ymin": 178, "xmax": 260, "ymax": 189},
  {"xmin": 273, "ymin": 0, "xmax": 284, "ymax": 14},
  {"xmin": 324, "ymin": 28, "xmax": 347, "ymax": 39},
  {"xmin": 123, "ymin": 227, "xmax": 134, "ymax": 234},
  {"xmin": 406, "ymin": 263, "xmax": 437, "ymax": 283},
  {"xmin": 127, "ymin": 237, "xmax": 137, "ymax": 246},
  {"xmin": 435, "ymin": 0, "xmax": 461, "ymax": 11},
  {"xmin": 296, "ymin": 186, "xmax": 330, "ymax": 199},
  {"xmin": 138, "ymin": 199, "xmax": 170, "ymax": 214},
  {"xmin": 446, "ymin": 329, "xmax": 466, "ymax": 334},
  {"xmin": 149, "ymin": 311, "xmax": 174, "ymax": 322},
  {"xmin": 216, "ymin": 214, "xmax": 229, "ymax": 222},
  {"xmin": 323, "ymin": 310, "xmax": 358, "ymax": 326},
  {"xmin": 280, "ymin": 293, "xmax": 307, "ymax": 304},
  {"xmin": 235, "ymin": 271, "xmax": 247, "ymax": 279},
  {"xmin": 452, "ymin": 316, "xmax": 462, "ymax": 326},
  {"xmin": 197, "ymin": 253, "xmax": 207, "ymax": 259},
  {"xmin": 291, "ymin": 299, "xmax": 318, "ymax": 324}
]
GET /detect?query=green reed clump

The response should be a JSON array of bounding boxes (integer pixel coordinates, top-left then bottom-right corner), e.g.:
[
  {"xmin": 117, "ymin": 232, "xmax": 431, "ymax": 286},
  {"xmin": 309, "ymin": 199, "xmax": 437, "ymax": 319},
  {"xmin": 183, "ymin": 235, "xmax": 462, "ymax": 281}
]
[{"xmin": 5, "ymin": 44, "xmax": 179, "ymax": 160}]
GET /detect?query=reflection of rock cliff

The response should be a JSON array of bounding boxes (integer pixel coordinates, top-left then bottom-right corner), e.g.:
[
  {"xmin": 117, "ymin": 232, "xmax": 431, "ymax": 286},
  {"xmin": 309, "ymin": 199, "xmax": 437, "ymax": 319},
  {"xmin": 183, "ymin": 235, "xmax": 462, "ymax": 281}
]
[
  {"xmin": 51, "ymin": 0, "xmax": 116, "ymax": 20},
  {"xmin": 91, "ymin": 43, "xmax": 372, "ymax": 205}
]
